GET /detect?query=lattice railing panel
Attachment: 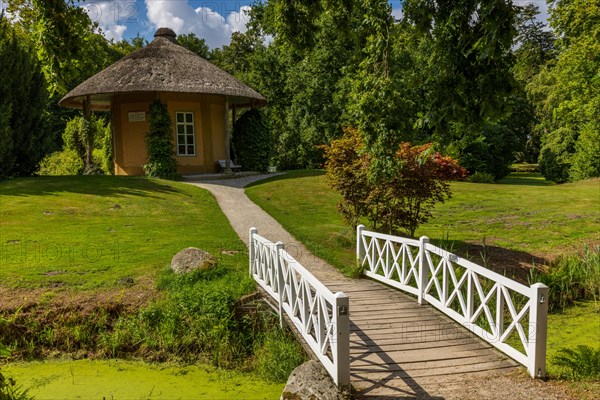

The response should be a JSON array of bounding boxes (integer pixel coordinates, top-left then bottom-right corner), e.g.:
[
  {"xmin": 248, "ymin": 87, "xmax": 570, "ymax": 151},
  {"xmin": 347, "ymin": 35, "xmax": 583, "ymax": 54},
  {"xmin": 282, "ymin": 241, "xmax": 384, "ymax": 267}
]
[
  {"xmin": 356, "ymin": 225, "xmax": 548, "ymax": 378},
  {"xmin": 359, "ymin": 228, "xmax": 421, "ymax": 297},
  {"xmin": 249, "ymin": 228, "xmax": 350, "ymax": 387}
]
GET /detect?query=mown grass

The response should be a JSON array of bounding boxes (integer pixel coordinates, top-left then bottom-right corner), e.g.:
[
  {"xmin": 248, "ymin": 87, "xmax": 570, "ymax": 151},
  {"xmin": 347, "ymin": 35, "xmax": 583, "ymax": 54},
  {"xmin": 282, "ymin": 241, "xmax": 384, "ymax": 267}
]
[
  {"xmin": 0, "ymin": 176, "xmax": 245, "ymax": 290},
  {"xmin": 428, "ymin": 173, "xmax": 599, "ymax": 258},
  {"xmin": 246, "ymin": 171, "xmax": 599, "ymax": 271}
]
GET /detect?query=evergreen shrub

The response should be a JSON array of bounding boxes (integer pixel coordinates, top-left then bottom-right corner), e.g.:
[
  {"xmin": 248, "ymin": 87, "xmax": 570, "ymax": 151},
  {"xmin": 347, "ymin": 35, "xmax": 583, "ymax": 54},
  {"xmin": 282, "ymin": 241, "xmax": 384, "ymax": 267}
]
[
  {"xmin": 232, "ymin": 109, "xmax": 271, "ymax": 172},
  {"xmin": 143, "ymin": 100, "xmax": 178, "ymax": 179}
]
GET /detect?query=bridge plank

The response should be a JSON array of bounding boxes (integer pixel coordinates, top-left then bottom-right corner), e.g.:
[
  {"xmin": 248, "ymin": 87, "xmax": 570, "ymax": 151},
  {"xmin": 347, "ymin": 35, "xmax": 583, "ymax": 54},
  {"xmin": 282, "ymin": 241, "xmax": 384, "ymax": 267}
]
[
  {"xmin": 351, "ymin": 358, "xmax": 516, "ymax": 376},
  {"xmin": 350, "ymin": 346, "xmax": 501, "ymax": 365},
  {"xmin": 350, "ymin": 339, "xmax": 489, "ymax": 353}
]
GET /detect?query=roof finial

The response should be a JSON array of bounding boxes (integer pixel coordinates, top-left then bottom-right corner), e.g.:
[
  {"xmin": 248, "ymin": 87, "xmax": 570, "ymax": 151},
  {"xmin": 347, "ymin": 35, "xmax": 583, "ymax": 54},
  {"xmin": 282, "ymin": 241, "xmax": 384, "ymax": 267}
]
[{"xmin": 154, "ymin": 28, "xmax": 177, "ymax": 43}]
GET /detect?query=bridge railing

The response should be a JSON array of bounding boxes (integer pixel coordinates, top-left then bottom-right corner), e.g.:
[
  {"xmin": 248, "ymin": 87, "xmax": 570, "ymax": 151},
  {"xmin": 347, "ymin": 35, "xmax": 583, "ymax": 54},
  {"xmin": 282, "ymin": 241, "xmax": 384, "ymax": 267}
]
[
  {"xmin": 249, "ymin": 228, "xmax": 350, "ymax": 388},
  {"xmin": 357, "ymin": 225, "xmax": 548, "ymax": 378}
]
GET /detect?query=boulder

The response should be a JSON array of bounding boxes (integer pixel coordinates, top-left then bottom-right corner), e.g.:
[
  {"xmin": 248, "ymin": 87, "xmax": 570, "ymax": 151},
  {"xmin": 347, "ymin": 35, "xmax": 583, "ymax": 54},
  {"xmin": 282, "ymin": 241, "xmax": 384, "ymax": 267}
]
[
  {"xmin": 171, "ymin": 247, "xmax": 216, "ymax": 274},
  {"xmin": 281, "ymin": 360, "xmax": 343, "ymax": 400}
]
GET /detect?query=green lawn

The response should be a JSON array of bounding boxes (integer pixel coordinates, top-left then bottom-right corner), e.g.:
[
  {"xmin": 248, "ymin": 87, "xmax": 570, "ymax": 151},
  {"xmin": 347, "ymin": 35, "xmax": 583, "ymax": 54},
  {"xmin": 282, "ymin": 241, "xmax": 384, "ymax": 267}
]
[
  {"xmin": 246, "ymin": 171, "xmax": 600, "ymax": 274},
  {"xmin": 0, "ymin": 176, "xmax": 244, "ymax": 290}
]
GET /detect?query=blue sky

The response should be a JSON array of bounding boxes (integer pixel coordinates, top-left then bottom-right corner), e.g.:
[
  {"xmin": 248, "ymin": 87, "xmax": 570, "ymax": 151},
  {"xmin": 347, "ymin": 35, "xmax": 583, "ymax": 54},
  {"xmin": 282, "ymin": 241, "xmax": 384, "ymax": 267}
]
[{"xmin": 1, "ymin": 1, "xmax": 549, "ymax": 49}]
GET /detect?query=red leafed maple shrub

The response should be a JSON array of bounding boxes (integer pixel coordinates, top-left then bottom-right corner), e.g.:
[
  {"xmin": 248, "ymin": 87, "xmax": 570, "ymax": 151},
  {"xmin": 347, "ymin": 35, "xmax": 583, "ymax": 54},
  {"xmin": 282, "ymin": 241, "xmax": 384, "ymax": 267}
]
[{"xmin": 323, "ymin": 128, "xmax": 466, "ymax": 237}]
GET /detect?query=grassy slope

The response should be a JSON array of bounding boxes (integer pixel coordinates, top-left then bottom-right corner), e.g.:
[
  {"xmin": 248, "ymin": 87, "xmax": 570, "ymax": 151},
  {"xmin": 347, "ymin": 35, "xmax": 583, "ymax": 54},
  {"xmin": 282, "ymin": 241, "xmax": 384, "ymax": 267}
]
[
  {"xmin": 246, "ymin": 171, "xmax": 600, "ymax": 273},
  {"xmin": 0, "ymin": 176, "xmax": 245, "ymax": 290},
  {"xmin": 426, "ymin": 173, "xmax": 600, "ymax": 257},
  {"xmin": 245, "ymin": 170, "xmax": 600, "ymax": 380}
]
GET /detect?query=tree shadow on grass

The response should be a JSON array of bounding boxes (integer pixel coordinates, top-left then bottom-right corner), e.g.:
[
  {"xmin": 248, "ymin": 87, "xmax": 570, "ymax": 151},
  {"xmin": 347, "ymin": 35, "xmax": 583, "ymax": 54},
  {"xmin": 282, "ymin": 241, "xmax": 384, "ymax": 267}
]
[
  {"xmin": 429, "ymin": 238, "xmax": 549, "ymax": 284},
  {"xmin": 244, "ymin": 169, "xmax": 324, "ymax": 188},
  {"xmin": 0, "ymin": 175, "xmax": 185, "ymax": 198},
  {"xmin": 496, "ymin": 172, "xmax": 553, "ymax": 187}
]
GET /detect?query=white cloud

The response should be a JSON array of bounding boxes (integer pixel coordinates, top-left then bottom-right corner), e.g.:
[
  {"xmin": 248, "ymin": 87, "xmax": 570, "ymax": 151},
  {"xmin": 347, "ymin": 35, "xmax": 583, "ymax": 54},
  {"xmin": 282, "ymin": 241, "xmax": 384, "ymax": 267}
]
[
  {"xmin": 227, "ymin": 5, "xmax": 251, "ymax": 34},
  {"xmin": 82, "ymin": 1, "xmax": 140, "ymax": 41},
  {"xmin": 145, "ymin": 0, "xmax": 252, "ymax": 49}
]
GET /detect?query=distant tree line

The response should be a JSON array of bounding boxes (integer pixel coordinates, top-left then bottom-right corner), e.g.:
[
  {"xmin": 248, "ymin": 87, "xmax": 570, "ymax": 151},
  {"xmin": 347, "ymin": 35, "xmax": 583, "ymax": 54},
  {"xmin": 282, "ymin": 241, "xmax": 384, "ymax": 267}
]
[{"xmin": 1, "ymin": 0, "xmax": 598, "ymax": 183}]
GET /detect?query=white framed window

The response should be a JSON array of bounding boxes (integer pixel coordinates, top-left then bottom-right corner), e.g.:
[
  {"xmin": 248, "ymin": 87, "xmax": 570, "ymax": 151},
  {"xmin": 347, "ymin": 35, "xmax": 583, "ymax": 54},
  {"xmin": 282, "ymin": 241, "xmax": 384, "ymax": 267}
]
[{"xmin": 175, "ymin": 112, "xmax": 195, "ymax": 156}]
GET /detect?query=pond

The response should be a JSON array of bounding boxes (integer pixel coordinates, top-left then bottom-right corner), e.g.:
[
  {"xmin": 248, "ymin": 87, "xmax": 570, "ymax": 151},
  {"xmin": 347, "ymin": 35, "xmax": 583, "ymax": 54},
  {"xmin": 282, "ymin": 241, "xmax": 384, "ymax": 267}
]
[{"xmin": 2, "ymin": 359, "xmax": 283, "ymax": 399}]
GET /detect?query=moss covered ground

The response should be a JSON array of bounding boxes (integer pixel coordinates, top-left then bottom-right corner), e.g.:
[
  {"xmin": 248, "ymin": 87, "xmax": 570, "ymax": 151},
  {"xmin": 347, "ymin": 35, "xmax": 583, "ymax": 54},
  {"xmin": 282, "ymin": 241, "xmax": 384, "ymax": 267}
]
[{"xmin": 3, "ymin": 359, "xmax": 283, "ymax": 399}]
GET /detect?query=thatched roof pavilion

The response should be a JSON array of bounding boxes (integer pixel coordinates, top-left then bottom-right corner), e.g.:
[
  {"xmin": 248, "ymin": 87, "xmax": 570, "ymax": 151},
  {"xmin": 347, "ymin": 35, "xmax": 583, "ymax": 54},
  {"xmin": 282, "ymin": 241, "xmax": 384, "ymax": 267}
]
[{"xmin": 59, "ymin": 28, "xmax": 266, "ymax": 175}]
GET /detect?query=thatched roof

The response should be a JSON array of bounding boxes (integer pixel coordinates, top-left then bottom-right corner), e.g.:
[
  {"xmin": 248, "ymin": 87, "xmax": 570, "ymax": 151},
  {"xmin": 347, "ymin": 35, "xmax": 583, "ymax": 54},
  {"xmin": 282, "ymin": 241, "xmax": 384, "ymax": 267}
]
[{"xmin": 59, "ymin": 28, "xmax": 266, "ymax": 111}]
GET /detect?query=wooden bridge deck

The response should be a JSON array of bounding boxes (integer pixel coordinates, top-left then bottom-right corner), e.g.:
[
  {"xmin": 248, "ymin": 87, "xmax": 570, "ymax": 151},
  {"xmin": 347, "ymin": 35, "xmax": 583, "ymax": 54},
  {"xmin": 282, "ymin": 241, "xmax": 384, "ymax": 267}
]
[{"xmin": 326, "ymin": 279, "xmax": 518, "ymax": 398}]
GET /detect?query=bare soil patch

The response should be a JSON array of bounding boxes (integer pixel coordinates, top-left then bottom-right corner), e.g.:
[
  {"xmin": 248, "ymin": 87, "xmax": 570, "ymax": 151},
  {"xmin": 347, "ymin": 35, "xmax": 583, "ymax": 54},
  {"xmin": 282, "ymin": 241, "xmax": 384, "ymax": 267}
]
[
  {"xmin": 0, "ymin": 278, "xmax": 158, "ymax": 314},
  {"xmin": 0, "ymin": 277, "xmax": 160, "ymax": 359}
]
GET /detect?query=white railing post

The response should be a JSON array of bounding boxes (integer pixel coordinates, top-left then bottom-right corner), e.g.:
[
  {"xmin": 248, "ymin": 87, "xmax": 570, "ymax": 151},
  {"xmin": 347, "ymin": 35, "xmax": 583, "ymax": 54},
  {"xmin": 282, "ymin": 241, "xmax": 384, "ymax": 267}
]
[
  {"xmin": 275, "ymin": 241, "xmax": 285, "ymax": 328},
  {"xmin": 496, "ymin": 285, "xmax": 505, "ymax": 341},
  {"xmin": 418, "ymin": 236, "xmax": 429, "ymax": 305},
  {"xmin": 528, "ymin": 283, "xmax": 548, "ymax": 378},
  {"xmin": 356, "ymin": 224, "xmax": 365, "ymax": 271},
  {"xmin": 334, "ymin": 292, "xmax": 350, "ymax": 389},
  {"xmin": 466, "ymin": 270, "xmax": 474, "ymax": 322},
  {"xmin": 249, "ymin": 227, "xmax": 257, "ymax": 276}
]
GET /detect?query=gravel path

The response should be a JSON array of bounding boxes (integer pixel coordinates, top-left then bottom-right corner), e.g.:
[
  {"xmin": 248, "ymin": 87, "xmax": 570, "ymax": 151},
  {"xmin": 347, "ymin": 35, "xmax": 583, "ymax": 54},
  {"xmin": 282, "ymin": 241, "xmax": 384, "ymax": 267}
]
[
  {"xmin": 184, "ymin": 174, "xmax": 578, "ymax": 400},
  {"xmin": 185, "ymin": 173, "xmax": 349, "ymax": 284}
]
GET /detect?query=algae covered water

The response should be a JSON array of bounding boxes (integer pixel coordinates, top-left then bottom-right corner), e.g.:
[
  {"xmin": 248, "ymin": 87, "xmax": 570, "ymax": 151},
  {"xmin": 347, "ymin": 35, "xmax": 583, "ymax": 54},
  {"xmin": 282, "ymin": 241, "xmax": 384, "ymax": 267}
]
[{"xmin": 2, "ymin": 359, "xmax": 282, "ymax": 399}]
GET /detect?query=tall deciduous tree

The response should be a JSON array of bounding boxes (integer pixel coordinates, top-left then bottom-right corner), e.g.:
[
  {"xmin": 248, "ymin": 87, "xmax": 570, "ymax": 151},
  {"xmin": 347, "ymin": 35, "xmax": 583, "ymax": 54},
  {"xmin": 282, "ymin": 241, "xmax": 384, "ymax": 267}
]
[
  {"xmin": 403, "ymin": 0, "xmax": 520, "ymax": 178},
  {"xmin": 512, "ymin": 4, "xmax": 556, "ymax": 163},
  {"xmin": 178, "ymin": 33, "xmax": 209, "ymax": 59},
  {"xmin": 346, "ymin": 0, "xmax": 417, "ymax": 178},
  {"xmin": 243, "ymin": 0, "xmax": 366, "ymax": 170},
  {"xmin": 0, "ymin": 13, "xmax": 48, "ymax": 178},
  {"xmin": 403, "ymin": 0, "xmax": 517, "ymax": 137},
  {"xmin": 8, "ymin": 0, "xmax": 100, "ymax": 95},
  {"xmin": 6, "ymin": 0, "xmax": 128, "ymax": 171},
  {"xmin": 534, "ymin": 0, "xmax": 600, "ymax": 182}
]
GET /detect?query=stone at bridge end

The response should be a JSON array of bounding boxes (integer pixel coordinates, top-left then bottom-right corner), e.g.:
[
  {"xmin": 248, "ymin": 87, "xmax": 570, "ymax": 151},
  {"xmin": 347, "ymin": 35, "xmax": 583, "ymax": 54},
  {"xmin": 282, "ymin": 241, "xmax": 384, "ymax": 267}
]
[
  {"xmin": 281, "ymin": 360, "xmax": 347, "ymax": 400},
  {"xmin": 171, "ymin": 247, "xmax": 216, "ymax": 274}
]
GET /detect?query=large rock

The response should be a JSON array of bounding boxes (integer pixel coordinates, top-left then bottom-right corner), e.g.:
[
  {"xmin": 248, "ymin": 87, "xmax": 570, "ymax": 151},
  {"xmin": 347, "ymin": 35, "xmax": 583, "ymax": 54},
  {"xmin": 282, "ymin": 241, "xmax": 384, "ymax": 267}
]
[
  {"xmin": 171, "ymin": 247, "xmax": 216, "ymax": 274},
  {"xmin": 281, "ymin": 360, "xmax": 344, "ymax": 400}
]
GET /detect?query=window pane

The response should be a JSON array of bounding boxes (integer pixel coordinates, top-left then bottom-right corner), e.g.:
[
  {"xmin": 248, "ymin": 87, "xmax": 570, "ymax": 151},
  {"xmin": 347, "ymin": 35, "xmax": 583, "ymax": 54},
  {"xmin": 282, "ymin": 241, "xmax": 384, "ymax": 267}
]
[
  {"xmin": 187, "ymin": 135, "xmax": 194, "ymax": 145},
  {"xmin": 187, "ymin": 145, "xmax": 194, "ymax": 155},
  {"xmin": 176, "ymin": 113, "xmax": 184, "ymax": 123},
  {"xmin": 178, "ymin": 135, "xmax": 185, "ymax": 145},
  {"xmin": 186, "ymin": 125, "xmax": 194, "ymax": 135},
  {"xmin": 177, "ymin": 125, "xmax": 184, "ymax": 134},
  {"xmin": 178, "ymin": 145, "xmax": 186, "ymax": 155},
  {"xmin": 186, "ymin": 113, "xmax": 193, "ymax": 123}
]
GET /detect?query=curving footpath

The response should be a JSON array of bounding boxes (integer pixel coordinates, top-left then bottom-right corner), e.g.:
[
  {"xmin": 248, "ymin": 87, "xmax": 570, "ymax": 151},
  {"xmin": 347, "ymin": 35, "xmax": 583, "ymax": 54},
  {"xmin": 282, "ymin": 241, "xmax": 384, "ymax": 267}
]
[{"xmin": 186, "ymin": 174, "xmax": 575, "ymax": 400}]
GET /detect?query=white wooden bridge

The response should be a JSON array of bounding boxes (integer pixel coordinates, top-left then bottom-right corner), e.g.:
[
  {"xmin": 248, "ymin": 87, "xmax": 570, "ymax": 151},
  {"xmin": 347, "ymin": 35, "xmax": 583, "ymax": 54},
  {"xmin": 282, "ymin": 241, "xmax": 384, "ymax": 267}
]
[{"xmin": 249, "ymin": 225, "xmax": 549, "ymax": 397}]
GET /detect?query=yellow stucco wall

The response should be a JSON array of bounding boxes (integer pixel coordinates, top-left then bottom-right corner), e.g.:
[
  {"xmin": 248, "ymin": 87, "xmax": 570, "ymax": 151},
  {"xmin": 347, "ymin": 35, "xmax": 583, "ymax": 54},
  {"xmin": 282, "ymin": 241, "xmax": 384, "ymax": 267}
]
[{"xmin": 111, "ymin": 92, "xmax": 226, "ymax": 176}]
